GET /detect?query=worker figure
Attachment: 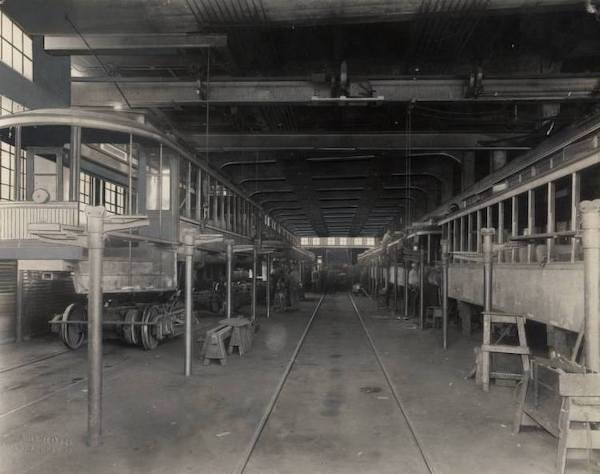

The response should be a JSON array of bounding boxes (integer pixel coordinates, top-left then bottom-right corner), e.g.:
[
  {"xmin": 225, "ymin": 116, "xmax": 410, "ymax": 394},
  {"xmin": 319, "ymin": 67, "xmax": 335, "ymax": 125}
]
[
  {"xmin": 275, "ymin": 277, "xmax": 287, "ymax": 312},
  {"xmin": 408, "ymin": 262, "xmax": 420, "ymax": 317}
]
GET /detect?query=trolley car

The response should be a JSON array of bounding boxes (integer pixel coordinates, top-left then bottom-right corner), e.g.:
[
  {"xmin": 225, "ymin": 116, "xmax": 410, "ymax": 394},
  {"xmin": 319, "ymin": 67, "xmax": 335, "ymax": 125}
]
[
  {"xmin": 363, "ymin": 113, "xmax": 600, "ymax": 354},
  {"xmin": 0, "ymin": 108, "xmax": 299, "ymax": 349}
]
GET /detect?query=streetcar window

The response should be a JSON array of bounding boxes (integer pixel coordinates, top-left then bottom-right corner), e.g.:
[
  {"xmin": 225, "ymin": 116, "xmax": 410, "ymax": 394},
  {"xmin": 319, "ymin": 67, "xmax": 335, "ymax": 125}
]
[
  {"xmin": 179, "ymin": 158, "xmax": 189, "ymax": 216},
  {"xmin": 533, "ymin": 186, "xmax": 547, "ymax": 235},
  {"xmin": 502, "ymin": 199, "xmax": 512, "ymax": 242},
  {"xmin": 517, "ymin": 193, "xmax": 528, "ymax": 235},
  {"xmin": 580, "ymin": 162, "xmax": 600, "ymax": 202}
]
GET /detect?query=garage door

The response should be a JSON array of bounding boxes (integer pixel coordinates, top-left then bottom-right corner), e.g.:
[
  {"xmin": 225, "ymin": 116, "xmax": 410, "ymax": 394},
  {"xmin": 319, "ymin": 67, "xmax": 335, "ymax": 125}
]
[{"xmin": 0, "ymin": 261, "xmax": 17, "ymax": 344}]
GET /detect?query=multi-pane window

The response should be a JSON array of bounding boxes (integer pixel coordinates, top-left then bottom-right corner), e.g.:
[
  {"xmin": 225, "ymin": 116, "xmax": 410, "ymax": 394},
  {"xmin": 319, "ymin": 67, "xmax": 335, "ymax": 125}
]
[
  {"xmin": 1, "ymin": 95, "xmax": 26, "ymax": 115},
  {"xmin": 0, "ymin": 11, "xmax": 33, "ymax": 80},
  {"xmin": 0, "ymin": 141, "xmax": 14, "ymax": 200},
  {"xmin": 0, "ymin": 140, "xmax": 25, "ymax": 201},
  {"xmin": 104, "ymin": 181, "xmax": 125, "ymax": 215},
  {"xmin": 0, "ymin": 96, "xmax": 27, "ymax": 201},
  {"xmin": 79, "ymin": 172, "xmax": 92, "ymax": 205}
]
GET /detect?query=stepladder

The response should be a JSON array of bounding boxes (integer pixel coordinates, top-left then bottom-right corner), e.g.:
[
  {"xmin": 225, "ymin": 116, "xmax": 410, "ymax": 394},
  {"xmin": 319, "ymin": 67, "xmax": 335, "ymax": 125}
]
[
  {"xmin": 479, "ymin": 311, "xmax": 531, "ymax": 392},
  {"xmin": 556, "ymin": 373, "xmax": 600, "ymax": 474}
]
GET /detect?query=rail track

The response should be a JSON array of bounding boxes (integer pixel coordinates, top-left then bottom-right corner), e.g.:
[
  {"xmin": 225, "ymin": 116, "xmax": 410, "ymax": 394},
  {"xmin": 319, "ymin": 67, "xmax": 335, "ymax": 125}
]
[{"xmin": 234, "ymin": 292, "xmax": 435, "ymax": 474}]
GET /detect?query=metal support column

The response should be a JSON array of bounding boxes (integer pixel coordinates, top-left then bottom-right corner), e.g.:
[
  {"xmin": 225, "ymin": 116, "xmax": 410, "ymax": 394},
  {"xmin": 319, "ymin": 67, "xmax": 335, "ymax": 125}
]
[
  {"xmin": 87, "ymin": 207, "xmax": 105, "ymax": 447},
  {"xmin": 394, "ymin": 247, "xmax": 399, "ymax": 313},
  {"xmin": 404, "ymin": 258, "xmax": 409, "ymax": 318},
  {"xmin": 15, "ymin": 268, "xmax": 23, "ymax": 343},
  {"xmin": 226, "ymin": 240, "xmax": 233, "ymax": 319},
  {"xmin": 580, "ymin": 200, "xmax": 600, "ymax": 372},
  {"xmin": 482, "ymin": 228, "xmax": 495, "ymax": 313},
  {"xmin": 386, "ymin": 253, "xmax": 391, "ymax": 308},
  {"xmin": 266, "ymin": 254, "xmax": 271, "ymax": 319},
  {"xmin": 441, "ymin": 240, "xmax": 449, "ymax": 349},
  {"xmin": 183, "ymin": 233, "xmax": 194, "ymax": 377},
  {"xmin": 419, "ymin": 248, "xmax": 425, "ymax": 330},
  {"xmin": 252, "ymin": 245, "xmax": 257, "ymax": 322}
]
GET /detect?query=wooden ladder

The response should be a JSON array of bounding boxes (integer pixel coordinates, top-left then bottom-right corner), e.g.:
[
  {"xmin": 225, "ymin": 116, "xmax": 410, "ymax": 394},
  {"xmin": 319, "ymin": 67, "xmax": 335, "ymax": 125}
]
[
  {"xmin": 480, "ymin": 311, "xmax": 531, "ymax": 392},
  {"xmin": 557, "ymin": 373, "xmax": 600, "ymax": 474}
]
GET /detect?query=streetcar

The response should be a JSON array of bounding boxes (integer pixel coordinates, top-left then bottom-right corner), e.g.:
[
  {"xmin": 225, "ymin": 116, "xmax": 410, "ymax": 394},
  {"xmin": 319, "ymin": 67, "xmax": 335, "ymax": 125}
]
[{"xmin": 0, "ymin": 108, "xmax": 300, "ymax": 349}]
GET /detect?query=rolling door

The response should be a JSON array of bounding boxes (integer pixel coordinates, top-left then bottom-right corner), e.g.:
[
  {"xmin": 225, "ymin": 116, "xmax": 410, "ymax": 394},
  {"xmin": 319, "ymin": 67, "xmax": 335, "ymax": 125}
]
[
  {"xmin": 0, "ymin": 261, "xmax": 17, "ymax": 344},
  {"xmin": 22, "ymin": 271, "xmax": 75, "ymax": 337}
]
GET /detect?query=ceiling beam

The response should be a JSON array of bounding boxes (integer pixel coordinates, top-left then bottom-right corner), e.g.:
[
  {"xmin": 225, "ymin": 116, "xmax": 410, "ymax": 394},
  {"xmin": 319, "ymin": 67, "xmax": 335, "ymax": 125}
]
[
  {"xmin": 185, "ymin": 132, "xmax": 527, "ymax": 152},
  {"xmin": 5, "ymin": 0, "xmax": 582, "ymax": 34},
  {"xmin": 280, "ymin": 157, "xmax": 327, "ymax": 235},
  {"xmin": 72, "ymin": 75, "xmax": 600, "ymax": 107},
  {"xmin": 45, "ymin": 33, "xmax": 227, "ymax": 55}
]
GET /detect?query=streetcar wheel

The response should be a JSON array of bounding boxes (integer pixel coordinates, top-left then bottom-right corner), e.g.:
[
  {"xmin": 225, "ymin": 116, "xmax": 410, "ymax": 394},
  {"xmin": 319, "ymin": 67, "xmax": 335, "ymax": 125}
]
[
  {"xmin": 122, "ymin": 308, "xmax": 141, "ymax": 346},
  {"xmin": 60, "ymin": 303, "xmax": 86, "ymax": 350},
  {"xmin": 141, "ymin": 305, "xmax": 161, "ymax": 351}
]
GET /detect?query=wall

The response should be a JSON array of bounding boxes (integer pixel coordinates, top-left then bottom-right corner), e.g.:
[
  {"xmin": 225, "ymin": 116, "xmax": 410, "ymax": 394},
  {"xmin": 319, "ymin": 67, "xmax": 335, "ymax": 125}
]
[{"xmin": 448, "ymin": 262, "xmax": 584, "ymax": 332}]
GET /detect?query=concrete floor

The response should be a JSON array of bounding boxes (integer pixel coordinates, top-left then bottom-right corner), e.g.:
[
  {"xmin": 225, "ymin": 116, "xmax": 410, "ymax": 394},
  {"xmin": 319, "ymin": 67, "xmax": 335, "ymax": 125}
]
[{"xmin": 0, "ymin": 293, "xmax": 559, "ymax": 473}]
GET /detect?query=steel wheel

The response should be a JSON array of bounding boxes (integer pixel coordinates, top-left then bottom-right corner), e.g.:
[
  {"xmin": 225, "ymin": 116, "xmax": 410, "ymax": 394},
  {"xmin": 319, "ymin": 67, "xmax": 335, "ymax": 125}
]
[
  {"xmin": 60, "ymin": 303, "xmax": 86, "ymax": 350},
  {"xmin": 122, "ymin": 308, "xmax": 141, "ymax": 346},
  {"xmin": 141, "ymin": 305, "xmax": 161, "ymax": 351}
]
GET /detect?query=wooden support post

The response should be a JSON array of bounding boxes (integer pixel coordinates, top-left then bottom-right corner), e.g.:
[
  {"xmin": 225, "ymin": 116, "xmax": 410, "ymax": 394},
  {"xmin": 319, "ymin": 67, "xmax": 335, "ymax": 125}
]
[
  {"xmin": 467, "ymin": 213, "xmax": 473, "ymax": 252},
  {"xmin": 571, "ymin": 173, "xmax": 581, "ymax": 263},
  {"xmin": 476, "ymin": 211, "xmax": 482, "ymax": 254},
  {"xmin": 527, "ymin": 189, "xmax": 535, "ymax": 263},
  {"xmin": 547, "ymin": 181, "xmax": 556, "ymax": 262},
  {"xmin": 498, "ymin": 201, "xmax": 505, "ymax": 263},
  {"xmin": 419, "ymin": 248, "xmax": 425, "ymax": 330},
  {"xmin": 459, "ymin": 216, "xmax": 465, "ymax": 252},
  {"xmin": 512, "ymin": 196, "xmax": 518, "ymax": 263}
]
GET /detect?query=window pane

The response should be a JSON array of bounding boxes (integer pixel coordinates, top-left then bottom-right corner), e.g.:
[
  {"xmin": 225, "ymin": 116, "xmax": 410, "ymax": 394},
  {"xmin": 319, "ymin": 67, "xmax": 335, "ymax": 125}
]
[
  {"xmin": 1, "ymin": 15, "xmax": 11, "ymax": 42},
  {"xmin": 2, "ymin": 39, "xmax": 12, "ymax": 67},
  {"xmin": 23, "ymin": 35, "xmax": 31, "ymax": 58},
  {"xmin": 12, "ymin": 48, "xmax": 22, "ymax": 74},
  {"xmin": 12, "ymin": 27, "xmax": 21, "ymax": 51},
  {"xmin": 23, "ymin": 57, "xmax": 32, "ymax": 80}
]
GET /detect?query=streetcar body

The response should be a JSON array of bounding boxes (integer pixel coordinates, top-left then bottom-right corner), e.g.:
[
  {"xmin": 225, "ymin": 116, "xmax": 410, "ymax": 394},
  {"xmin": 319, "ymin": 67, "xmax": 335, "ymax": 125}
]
[
  {"xmin": 419, "ymin": 113, "xmax": 600, "ymax": 339},
  {"xmin": 0, "ymin": 108, "xmax": 296, "ymax": 348}
]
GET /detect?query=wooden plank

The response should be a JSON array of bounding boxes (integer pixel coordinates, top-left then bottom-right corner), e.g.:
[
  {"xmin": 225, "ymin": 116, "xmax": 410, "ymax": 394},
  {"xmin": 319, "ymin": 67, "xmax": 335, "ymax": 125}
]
[
  {"xmin": 565, "ymin": 430, "xmax": 600, "ymax": 449},
  {"xmin": 488, "ymin": 314, "xmax": 520, "ymax": 324},
  {"xmin": 482, "ymin": 313, "xmax": 491, "ymax": 391},
  {"xmin": 569, "ymin": 403, "xmax": 600, "ymax": 422},
  {"xmin": 482, "ymin": 344, "xmax": 530, "ymax": 355},
  {"xmin": 560, "ymin": 374, "xmax": 600, "ymax": 397}
]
